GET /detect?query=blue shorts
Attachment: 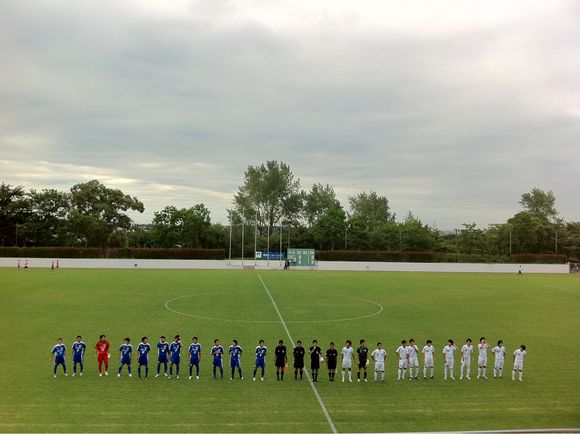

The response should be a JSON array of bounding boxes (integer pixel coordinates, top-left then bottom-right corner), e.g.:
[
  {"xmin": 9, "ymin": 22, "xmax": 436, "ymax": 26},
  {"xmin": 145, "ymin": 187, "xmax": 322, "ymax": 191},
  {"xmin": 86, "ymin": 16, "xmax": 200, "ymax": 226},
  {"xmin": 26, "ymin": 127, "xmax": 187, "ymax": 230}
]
[
  {"xmin": 213, "ymin": 358, "xmax": 222, "ymax": 367},
  {"xmin": 170, "ymin": 357, "xmax": 180, "ymax": 365},
  {"xmin": 190, "ymin": 358, "xmax": 199, "ymax": 366},
  {"xmin": 121, "ymin": 357, "xmax": 131, "ymax": 365},
  {"xmin": 55, "ymin": 357, "xmax": 65, "ymax": 366},
  {"xmin": 255, "ymin": 359, "xmax": 265, "ymax": 368},
  {"xmin": 73, "ymin": 355, "xmax": 83, "ymax": 363},
  {"xmin": 158, "ymin": 356, "xmax": 168, "ymax": 364},
  {"xmin": 138, "ymin": 357, "xmax": 148, "ymax": 366},
  {"xmin": 230, "ymin": 359, "xmax": 241, "ymax": 368}
]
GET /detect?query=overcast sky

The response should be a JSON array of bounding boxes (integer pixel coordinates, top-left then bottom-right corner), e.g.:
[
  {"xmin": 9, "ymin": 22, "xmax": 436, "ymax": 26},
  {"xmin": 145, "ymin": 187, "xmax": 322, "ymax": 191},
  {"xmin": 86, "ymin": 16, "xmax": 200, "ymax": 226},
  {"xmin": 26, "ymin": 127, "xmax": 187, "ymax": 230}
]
[{"xmin": 1, "ymin": 0, "xmax": 578, "ymax": 228}]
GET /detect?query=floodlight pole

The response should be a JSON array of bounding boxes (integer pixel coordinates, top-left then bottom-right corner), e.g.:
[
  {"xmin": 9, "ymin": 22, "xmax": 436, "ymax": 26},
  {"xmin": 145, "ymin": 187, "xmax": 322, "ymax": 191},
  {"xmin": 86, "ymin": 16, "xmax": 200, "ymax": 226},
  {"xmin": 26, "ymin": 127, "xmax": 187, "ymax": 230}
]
[
  {"xmin": 267, "ymin": 225, "xmax": 270, "ymax": 266},
  {"xmin": 279, "ymin": 226, "xmax": 283, "ymax": 267},
  {"xmin": 228, "ymin": 210, "xmax": 232, "ymax": 265},
  {"xmin": 254, "ymin": 215, "xmax": 258, "ymax": 266},
  {"xmin": 241, "ymin": 209, "xmax": 244, "ymax": 268}
]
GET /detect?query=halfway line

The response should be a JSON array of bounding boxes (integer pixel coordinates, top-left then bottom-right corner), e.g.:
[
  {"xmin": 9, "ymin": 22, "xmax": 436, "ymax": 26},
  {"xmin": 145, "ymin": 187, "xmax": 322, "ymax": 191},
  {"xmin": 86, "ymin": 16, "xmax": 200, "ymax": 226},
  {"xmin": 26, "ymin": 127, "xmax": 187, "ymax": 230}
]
[{"xmin": 258, "ymin": 273, "xmax": 338, "ymax": 434}]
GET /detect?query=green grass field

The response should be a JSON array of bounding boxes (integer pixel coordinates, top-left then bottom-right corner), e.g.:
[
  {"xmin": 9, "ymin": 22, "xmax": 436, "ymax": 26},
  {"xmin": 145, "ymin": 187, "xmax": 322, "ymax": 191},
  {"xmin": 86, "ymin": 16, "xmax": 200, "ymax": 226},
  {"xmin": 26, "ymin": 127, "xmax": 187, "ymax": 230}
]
[{"xmin": 0, "ymin": 268, "xmax": 579, "ymax": 433}]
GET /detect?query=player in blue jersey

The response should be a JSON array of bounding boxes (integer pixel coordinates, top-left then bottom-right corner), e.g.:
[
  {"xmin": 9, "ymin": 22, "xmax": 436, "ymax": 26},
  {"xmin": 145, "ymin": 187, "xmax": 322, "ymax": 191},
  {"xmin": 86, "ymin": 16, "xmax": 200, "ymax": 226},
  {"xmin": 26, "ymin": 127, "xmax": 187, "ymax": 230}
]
[
  {"xmin": 51, "ymin": 338, "xmax": 67, "ymax": 377},
  {"xmin": 229, "ymin": 340, "xmax": 243, "ymax": 380},
  {"xmin": 117, "ymin": 337, "xmax": 133, "ymax": 377},
  {"xmin": 71, "ymin": 335, "xmax": 86, "ymax": 377},
  {"xmin": 188, "ymin": 336, "xmax": 201, "ymax": 380},
  {"xmin": 155, "ymin": 336, "xmax": 170, "ymax": 377},
  {"xmin": 169, "ymin": 335, "xmax": 182, "ymax": 379},
  {"xmin": 137, "ymin": 337, "xmax": 151, "ymax": 378},
  {"xmin": 253, "ymin": 339, "xmax": 267, "ymax": 381},
  {"xmin": 155, "ymin": 336, "xmax": 169, "ymax": 377},
  {"xmin": 211, "ymin": 339, "xmax": 225, "ymax": 379}
]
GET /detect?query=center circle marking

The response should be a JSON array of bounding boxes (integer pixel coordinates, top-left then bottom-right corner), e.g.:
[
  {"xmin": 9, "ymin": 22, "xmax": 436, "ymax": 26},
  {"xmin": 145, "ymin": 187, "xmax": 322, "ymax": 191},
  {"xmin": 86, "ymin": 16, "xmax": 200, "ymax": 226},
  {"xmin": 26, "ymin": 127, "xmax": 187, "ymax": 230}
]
[{"xmin": 164, "ymin": 291, "xmax": 384, "ymax": 324}]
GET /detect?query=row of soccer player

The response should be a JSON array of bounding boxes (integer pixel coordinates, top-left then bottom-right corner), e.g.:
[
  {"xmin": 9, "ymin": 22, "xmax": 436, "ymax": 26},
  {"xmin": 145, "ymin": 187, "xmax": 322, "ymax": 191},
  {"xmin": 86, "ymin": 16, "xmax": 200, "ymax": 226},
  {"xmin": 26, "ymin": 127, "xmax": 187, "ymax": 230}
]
[{"xmin": 51, "ymin": 335, "xmax": 528, "ymax": 382}]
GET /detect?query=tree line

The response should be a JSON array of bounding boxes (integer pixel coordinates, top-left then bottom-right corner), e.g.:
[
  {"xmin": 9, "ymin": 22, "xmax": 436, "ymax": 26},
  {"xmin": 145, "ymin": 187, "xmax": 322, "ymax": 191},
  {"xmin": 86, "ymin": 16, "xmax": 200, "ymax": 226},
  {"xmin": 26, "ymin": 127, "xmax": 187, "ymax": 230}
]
[{"xmin": 1, "ymin": 161, "xmax": 579, "ymax": 261}]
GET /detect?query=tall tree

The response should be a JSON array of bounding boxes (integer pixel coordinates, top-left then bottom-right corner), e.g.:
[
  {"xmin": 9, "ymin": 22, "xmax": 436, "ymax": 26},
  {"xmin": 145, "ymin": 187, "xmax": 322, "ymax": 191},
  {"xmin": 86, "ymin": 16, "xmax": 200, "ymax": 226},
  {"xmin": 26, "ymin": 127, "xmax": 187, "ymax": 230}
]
[
  {"xmin": 234, "ymin": 161, "xmax": 303, "ymax": 229},
  {"xmin": 68, "ymin": 180, "xmax": 144, "ymax": 248},
  {"xmin": 150, "ymin": 204, "xmax": 212, "ymax": 248},
  {"xmin": 347, "ymin": 191, "xmax": 395, "ymax": 249},
  {"xmin": 519, "ymin": 188, "xmax": 558, "ymax": 222},
  {"xmin": 0, "ymin": 183, "xmax": 29, "ymax": 246},
  {"xmin": 311, "ymin": 203, "xmax": 347, "ymax": 250},
  {"xmin": 24, "ymin": 189, "xmax": 71, "ymax": 246},
  {"xmin": 348, "ymin": 191, "xmax": 395, "ymax": 228},
  {"xmin": 304, "ymin": 183, "xmax": 340, "ymax": 227}
]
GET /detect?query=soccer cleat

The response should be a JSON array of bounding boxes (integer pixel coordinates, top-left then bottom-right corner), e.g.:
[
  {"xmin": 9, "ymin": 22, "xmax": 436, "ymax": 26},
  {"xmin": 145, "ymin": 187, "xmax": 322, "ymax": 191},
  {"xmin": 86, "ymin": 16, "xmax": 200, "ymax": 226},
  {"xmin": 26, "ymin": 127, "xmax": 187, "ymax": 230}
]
[
  {"xmin": 64, "ymin": 373, "xmax": 67, "ymax": 376},
  {"xmin": 357, "ymin": 379, "xmax": 360, "ymax": 382},
  {"xmin": 72, "ymin": 373, "xmax": 76, "ymax": 377},
  {"xmin": 189, "ymin": 376, "xmax": 192, "ymax": 380},
  {"xmin": 117, "ymin": 373, "xmax": 121, "ymax": 377},
  {"xmin": 451, "ymin": 377, "xmax": 455, "ymax": 380},
  {"xmin": 342, "ymin": 379, "xmax": 345, "ymax": 383},
  {"xmin": 164, "ymin": 373, "xmax": 168, "ymax": 377},
  {"xmin": 241, "ymin": 377, "xmax": 243, "ymax": 380},
  {"xmin": 105, "ymin": 371, "xmax": 109, "ymax": 376},
  {"xmin": 54, "ymin": 375, "xmax": 57, "ymax": 378},
  {"xmin": 364, "ymin": 379, "xmax": 368, "ymax": 382},
  {"xmin": 430, "ymin": 376, "xmax": 434, "ymax": 379},
  {"xmin": 128, "ymin": 373, "xmax": 132, "ymax": 377},
  {"xmin": 519, "ymin": 378, "xmax": 523, "ymax": 382},
  {"xmin": 349, "ymin": 379, "xmax": 352, "ymax": 383},
  {"xmin": 260, "ymin": 377, "xmax": 264, "ymax": 381},
  {"xmin": 253, "ymin": 377, "xmax": 256, "ymax": 381},
  {"xmin": 196, "ymin": 376, "xmax": 199, "ymax": 380},
  {"xmin": 155, "ymin": 374, "xmax": 159, "ymax": 377},
  {"xmin": 176, "ymin": 376, "xmax": 179, "ymax": 379},
  {"xmin": 483, "ymin": 376, "xmax": 488, "ymax": 379},
  {"xmin": 466, "ymin": 376, "xmax": 471, "ymax": 380},
  {"xmin": 99, "ymin": 373, "xmax": 103, "ymax": 377},
  {"xmin": 80, "ymin": 372, "xmax": 83, "ymax": 376}
]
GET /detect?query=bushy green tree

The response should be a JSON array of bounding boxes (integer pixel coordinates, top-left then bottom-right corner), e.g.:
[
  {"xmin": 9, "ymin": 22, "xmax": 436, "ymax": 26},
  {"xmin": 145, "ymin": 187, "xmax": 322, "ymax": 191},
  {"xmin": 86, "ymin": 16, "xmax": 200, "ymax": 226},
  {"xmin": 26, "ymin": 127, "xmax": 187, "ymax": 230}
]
[{"xmin": 68, "ymin": 180, "xmax": 144, "ymax": 248}]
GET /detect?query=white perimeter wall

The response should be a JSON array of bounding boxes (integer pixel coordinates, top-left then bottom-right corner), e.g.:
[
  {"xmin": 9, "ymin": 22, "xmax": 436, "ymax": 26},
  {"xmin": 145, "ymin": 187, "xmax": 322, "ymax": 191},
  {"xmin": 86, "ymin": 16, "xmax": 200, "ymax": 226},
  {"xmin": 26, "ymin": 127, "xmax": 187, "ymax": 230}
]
[{"xmin": 0, "ymin": 257, "xmax": 569, "ymax": 274}]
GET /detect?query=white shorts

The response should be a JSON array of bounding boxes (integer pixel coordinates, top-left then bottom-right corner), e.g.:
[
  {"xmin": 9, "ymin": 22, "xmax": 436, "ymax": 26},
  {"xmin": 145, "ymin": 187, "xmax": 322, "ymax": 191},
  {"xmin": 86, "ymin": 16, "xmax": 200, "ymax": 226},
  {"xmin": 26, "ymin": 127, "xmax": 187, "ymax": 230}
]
[
  {"xmin": 374, "ymin": 361, "xmax": 385, "ymax": 372},
  {"xmin": 445, "ymin": 359, "xmax": 454, "ymax": 368},
  {"xmin": 461, "ymin": 358, "xmax": 471, "ymax": 365},
  {"xmin": 424, "ymin": 357, "xmax": 434, "ymax": 368},
  {"xmin": 398, "ymin": 359, "xmax": 408, "ymax": 369},
  {"xmin": 514, "ymin": 360, "xmax": 524, "ymax": 370},
  {"xmin": 478, "ymin": 356, "xmax": 488, "ymax": 366},
  {"xmin": 342, "ymin": 359, "xmax": 352, "ymax": 369},
  {"xmin": 494, "ymin": 359, "xmax": 504, "ymax": 369},
  {"xmin": 409, "ymin": 357, "xmax": 419, "ymax": 368}
]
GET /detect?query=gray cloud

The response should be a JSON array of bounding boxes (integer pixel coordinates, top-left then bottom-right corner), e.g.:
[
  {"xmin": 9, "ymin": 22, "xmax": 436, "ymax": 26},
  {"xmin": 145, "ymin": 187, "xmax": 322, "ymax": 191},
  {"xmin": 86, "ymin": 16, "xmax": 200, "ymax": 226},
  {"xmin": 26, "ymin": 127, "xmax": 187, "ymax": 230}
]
[{"xmin": 1, "ymin": 0, "xmax": 579, "ymax": 228}]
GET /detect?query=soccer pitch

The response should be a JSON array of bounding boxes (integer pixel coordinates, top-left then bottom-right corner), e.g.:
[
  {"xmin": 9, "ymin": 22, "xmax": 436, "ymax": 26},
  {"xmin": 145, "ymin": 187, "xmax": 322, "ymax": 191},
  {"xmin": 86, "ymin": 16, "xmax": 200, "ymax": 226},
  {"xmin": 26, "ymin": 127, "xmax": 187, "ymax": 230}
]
[{"xmin": 0, "ymin": 268, "xmax": 579, "ymax": 433}]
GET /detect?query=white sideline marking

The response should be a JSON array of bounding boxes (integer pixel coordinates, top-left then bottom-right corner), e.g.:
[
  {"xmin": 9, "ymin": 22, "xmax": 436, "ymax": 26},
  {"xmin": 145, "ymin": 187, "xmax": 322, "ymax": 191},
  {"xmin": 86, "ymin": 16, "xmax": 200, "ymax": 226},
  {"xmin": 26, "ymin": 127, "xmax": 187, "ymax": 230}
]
[{"xmin": 258, "ymin": 273, "xmax": 338, "ymax": 434}]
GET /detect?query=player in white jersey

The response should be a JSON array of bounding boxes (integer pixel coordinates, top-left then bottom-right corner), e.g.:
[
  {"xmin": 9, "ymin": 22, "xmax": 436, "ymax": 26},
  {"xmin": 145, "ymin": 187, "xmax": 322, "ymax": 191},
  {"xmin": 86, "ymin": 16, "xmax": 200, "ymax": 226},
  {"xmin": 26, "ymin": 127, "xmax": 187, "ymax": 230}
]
[
  {"xmin": 512, "ymin": 344, "xmax": 526, "ymax": 382},
  {"xmin": 395, "ymin": 340, "xmax": 409, "ymax": 380},
  {"xmin": 443, "ymin": 339, "xmax": 457, "ymax": 380},
  {"xmin": 422, "ymin": 340, "xmax": 435, "ymax": 379},
  {"xmin": 371, "ymin": 342, "xmax": 387, "ymax": 382},
  {"xmin": 341, "ymin": 340, "xmax": 354, "ymax": 383},
  {"xmin": 407, "ymin": 339, "xmax": 420, "ymax": 380},
  {"xmin": 477, "ymin": 337, "xmax": 489, "ymax": 379},
  {"xmin": 460, "ymin": 338, "xmax": 473, "ymax": 380},
  {"xmin": 492, "ymin": 340, "xmax": 506, "ymax": 378}
]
